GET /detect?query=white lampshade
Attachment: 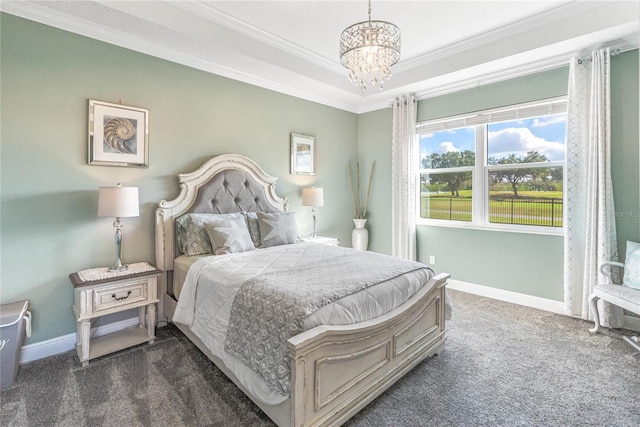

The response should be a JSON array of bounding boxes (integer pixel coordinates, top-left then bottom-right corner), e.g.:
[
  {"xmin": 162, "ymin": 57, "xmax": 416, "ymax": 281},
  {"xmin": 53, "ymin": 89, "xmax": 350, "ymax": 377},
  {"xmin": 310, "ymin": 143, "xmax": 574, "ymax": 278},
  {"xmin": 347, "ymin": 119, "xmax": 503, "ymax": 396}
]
[
  {"xmin": 98, "ymin": 186, "xmax": 139, "ymax": 218},
  {"xmin": 302, "ymin": 187, "xmax": 324, "ymax": 207}
]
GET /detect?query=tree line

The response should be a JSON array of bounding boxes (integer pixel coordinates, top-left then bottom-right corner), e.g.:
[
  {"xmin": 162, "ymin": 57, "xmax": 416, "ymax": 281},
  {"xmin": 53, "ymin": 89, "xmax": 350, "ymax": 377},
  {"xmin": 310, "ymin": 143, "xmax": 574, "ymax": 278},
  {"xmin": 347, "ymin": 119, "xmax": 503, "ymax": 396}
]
[{"xmin": 422, "ymin": 150, "xmax": 562, "ymax": 197}]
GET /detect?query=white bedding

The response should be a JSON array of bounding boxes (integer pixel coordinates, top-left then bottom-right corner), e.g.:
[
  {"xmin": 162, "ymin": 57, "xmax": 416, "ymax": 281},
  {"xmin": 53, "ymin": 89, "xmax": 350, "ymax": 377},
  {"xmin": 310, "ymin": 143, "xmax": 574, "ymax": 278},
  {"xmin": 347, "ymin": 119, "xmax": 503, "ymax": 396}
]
[
  {"xmin": 173, "ymin": 242, "xmax": 450, "ymax": 404},
  {"xmin": 173, "ymin": 254, "xmax": 207, "ymax": 298}
]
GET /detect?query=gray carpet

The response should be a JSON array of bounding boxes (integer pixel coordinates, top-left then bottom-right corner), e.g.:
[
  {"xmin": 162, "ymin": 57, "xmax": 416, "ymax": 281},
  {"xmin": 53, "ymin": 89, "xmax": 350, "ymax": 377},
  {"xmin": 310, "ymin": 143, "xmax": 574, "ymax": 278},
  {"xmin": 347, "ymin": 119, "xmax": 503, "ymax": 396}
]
[{"xmin": 2, "ymin": 290, "xmax": 639, "ymax": 426}]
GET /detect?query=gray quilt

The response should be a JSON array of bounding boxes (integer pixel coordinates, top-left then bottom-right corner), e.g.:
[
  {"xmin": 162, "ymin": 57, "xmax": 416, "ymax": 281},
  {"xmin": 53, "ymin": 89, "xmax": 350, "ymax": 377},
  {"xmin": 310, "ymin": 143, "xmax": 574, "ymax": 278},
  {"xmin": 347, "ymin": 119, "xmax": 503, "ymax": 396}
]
[{"xmin": 223, "ymin": 250, "xmax": 430, "ymax": 395}]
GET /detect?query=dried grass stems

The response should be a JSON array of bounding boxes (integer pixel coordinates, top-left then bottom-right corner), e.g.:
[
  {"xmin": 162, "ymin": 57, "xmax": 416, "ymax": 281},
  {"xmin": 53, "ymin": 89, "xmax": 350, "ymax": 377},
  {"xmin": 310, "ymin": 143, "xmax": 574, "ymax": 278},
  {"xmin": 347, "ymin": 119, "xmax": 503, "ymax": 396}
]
[{"xmin": 348, "ymin": 160, "xmax": 375, "ymax": 219}]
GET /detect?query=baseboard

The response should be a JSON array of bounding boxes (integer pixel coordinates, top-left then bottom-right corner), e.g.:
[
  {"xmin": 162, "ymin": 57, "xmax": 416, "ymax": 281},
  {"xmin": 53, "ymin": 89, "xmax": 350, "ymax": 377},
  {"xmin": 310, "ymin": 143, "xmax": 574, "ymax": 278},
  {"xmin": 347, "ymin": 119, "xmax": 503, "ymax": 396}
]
[
  {"xmin": 19, "ymin": 316, "xmax": 139, "ymax": 364},
  {"xmin": 447, "ymin": 279, "xmax": 566, "ymax": 314},
  {"xmin": 448, "ymin": 279, "xmax": 640, "ymax": 333}
]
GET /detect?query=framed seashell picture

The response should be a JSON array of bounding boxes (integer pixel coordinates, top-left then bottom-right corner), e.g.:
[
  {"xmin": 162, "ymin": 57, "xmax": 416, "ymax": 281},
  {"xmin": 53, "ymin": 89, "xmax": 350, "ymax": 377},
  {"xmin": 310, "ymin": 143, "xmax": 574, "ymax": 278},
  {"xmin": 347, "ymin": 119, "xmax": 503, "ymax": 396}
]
[{"xmin": 88, "ymin": 100, "xmax": 149, "ymax": 167}]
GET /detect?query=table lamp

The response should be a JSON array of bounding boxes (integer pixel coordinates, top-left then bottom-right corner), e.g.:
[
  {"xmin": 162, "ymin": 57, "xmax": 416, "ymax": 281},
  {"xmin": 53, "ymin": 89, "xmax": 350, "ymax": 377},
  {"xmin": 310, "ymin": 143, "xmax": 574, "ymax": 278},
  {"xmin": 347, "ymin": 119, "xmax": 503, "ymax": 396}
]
[
  {"xmin": 98, "ymin": 183, "xmax": 139, "ymax": 272},
  {"xmin": 302, "ymin": 187, "xmax": 324, "ymax": 238}
]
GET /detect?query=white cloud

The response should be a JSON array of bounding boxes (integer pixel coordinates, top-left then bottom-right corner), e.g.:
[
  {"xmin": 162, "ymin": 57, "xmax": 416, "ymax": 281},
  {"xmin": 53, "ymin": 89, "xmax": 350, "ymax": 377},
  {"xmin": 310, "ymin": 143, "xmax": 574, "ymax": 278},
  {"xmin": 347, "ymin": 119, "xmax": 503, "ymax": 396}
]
[
  {"xmin": 437, "ymin": 141, "xmax": 459, "ymax": 153},
  {"xmin": 488, "ymin": 127, "xmax": 565, "ymax": 161},
  {"xmin": 532, "ymin": 114, "xmax": 566, "ymax": 128}
]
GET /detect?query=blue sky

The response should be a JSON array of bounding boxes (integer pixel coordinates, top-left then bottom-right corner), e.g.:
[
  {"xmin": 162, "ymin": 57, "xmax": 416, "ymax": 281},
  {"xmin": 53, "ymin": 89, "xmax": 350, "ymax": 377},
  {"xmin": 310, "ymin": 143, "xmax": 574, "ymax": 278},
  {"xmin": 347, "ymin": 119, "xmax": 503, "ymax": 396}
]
[{"xmin": 420, "ymin": 113, "xmax": 567, "ymax": 164}]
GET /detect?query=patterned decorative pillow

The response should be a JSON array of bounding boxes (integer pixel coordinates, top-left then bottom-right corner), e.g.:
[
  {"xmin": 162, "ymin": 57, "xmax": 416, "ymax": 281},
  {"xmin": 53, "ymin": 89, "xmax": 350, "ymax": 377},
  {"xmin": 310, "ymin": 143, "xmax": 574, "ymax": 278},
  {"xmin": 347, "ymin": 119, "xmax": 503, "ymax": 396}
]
[
  {"xmin": 256, "ymin": 211, "xmax": 299, "ymax": 248},
  {"xmin": 175, "ymin": 213, "xmax": 243, "ymax": 256},
  {"xmin": 204, "ymin": 216, "xmax": 255, "ymax": 255},
  {"xmin": 243, "ymin": 212, "xmax": 262, "ymax": 248},
  {"xmin": 623, "ymin": 240, "xmax": 640, "ymax": 290}
]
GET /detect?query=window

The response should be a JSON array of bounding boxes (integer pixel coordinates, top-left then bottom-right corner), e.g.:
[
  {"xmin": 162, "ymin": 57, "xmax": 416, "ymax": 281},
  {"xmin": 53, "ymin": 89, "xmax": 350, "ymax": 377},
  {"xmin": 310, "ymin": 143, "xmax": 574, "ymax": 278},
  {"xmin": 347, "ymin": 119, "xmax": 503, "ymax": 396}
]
[
  {"xmin": 420, "ymin": 127, "xmax": 475, "ymax": 221},
  {"xmin": 417, "ymin": 98, "xmax": 567, "ymax": 233}
]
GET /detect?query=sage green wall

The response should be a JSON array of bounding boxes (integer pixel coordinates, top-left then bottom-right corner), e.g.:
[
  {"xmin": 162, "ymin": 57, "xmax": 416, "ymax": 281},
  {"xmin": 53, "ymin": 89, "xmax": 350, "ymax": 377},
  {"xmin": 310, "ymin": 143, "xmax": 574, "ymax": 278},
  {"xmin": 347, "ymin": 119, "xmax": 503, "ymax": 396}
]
[
  {"xmin": 356, "ymin": 108, "xmax": 393, "ymax": 254},
  {"xmin": 0, "ymin": 14, "xmax": 358, "ymax": 344},
  {"xmin": 359, "ymin": 51, "xmax": 639, "ymax": 302},
  {"xmin": 610, "ymin": 51, "xmax": 640, "ymax": 256},
  {"xmin": 415, "ymin": 68, "xmax": 570, "ymax": 122}
]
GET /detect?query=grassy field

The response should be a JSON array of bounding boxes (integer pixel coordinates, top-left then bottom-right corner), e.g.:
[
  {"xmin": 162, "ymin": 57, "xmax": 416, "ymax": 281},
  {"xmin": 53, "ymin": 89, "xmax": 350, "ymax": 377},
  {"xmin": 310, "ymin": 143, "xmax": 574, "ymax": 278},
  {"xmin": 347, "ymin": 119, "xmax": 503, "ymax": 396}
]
[
  {"xmin": 489, "ymin": 190, "xmax": 563, "ymax": 199},
  {"xmin": 421, "ymin": 191, "xmax": 563, "ymax": 226}
]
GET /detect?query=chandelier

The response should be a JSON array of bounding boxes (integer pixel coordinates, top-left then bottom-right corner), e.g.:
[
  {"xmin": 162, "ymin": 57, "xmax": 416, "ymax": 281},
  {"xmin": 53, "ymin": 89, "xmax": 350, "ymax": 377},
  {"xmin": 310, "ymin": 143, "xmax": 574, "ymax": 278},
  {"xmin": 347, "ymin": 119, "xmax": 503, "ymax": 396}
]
[{"xmin": 339, "ymin": 0, "xmax": 401, "ymax": 92}]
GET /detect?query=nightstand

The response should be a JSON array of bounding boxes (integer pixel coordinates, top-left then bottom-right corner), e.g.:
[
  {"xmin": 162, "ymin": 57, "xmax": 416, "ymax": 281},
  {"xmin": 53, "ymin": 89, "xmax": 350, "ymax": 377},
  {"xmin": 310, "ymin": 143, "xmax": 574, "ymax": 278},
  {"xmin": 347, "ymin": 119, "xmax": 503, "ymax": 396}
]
[
  {"xmin": 69, "ymin": 265, "xmax": 161, "ymax": 366},
  {"xmin": 301, "ymin": 235, "xmax": 340, "ymax": 246}
]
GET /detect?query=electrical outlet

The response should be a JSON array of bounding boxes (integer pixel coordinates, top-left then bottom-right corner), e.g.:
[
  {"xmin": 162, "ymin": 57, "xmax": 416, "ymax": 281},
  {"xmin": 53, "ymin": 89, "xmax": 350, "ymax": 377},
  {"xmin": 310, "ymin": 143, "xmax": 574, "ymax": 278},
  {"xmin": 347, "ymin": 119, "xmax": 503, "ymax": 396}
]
[{"xmin": 429, "ymin": 255, "xmax": 436, "ymax": 264}]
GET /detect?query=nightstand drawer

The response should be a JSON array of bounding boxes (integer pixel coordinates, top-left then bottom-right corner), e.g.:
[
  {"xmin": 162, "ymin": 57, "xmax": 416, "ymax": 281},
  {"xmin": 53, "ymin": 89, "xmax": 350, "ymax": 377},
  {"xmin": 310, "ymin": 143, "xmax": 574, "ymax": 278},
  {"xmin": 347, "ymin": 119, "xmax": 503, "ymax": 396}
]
[{"xmin": 93, "ymin": 280, "xmax": 148, "ymax": 312}]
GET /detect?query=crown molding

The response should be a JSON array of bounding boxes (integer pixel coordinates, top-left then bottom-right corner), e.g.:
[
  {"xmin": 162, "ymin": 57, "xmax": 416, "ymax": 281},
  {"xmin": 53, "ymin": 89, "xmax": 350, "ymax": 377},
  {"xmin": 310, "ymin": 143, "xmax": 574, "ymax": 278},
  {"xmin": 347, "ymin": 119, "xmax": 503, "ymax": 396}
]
[
  {"xmin": 355, "ymin": 27, "xmax": 639, "ymax": 114},
  {"xmin": 0, "ymin": 1, "xmax": 362, "ymax": 112},
  {"xmin": 2, "ymin": 0, "xmax": 637, "ymax": 115},
  {"xmin": 172, "ymin": 1, "xmax": 343, "ymax": 74},
  {"xmin": 414, "ymin": 36, "xmax": 639, "ymax": 102},
  {"xmin": 396, "ymin": 1, "xmax": 630, "ymax": 72}
]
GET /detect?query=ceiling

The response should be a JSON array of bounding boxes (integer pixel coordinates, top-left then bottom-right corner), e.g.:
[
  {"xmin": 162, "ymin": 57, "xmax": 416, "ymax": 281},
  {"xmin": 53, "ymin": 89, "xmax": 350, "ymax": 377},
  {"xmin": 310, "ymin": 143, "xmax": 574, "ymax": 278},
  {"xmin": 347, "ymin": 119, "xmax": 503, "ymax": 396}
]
[{"xmin": 2, "ymin": 1, "xmax": 638, "ymax": 113}]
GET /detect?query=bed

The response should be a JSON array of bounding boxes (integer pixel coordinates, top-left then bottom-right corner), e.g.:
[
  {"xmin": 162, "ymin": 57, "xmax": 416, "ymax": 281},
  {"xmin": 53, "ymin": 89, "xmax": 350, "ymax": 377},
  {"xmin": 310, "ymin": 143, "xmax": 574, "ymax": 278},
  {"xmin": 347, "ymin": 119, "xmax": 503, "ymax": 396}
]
[{"xmin": 155, "ymin": 154, "xmax": 450, "ymax": 426}]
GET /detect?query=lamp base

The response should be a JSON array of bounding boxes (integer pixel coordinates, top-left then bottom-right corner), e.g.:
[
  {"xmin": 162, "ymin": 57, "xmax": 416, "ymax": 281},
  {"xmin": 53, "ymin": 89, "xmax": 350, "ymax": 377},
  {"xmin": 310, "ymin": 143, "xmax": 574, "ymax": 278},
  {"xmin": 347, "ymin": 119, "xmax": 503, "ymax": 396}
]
[
  {"xmin": 108, "ymin": 263, "xmax": 128, "ymax": 273},
  {"xmin": 312, "ymin": 209, "xmax": 317, "ymax": 238},
  {"xmin": 109, "ymin": 220, "xmax": 128, "ymax": 272}
]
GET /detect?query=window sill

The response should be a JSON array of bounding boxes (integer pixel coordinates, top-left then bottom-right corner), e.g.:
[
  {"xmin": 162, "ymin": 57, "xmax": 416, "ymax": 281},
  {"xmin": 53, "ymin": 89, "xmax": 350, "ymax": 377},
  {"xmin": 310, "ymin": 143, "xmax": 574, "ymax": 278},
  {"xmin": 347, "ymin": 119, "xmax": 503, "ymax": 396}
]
[{"xmin": 415, "ymin": 219, "xmax": 564, "ymax": 237}]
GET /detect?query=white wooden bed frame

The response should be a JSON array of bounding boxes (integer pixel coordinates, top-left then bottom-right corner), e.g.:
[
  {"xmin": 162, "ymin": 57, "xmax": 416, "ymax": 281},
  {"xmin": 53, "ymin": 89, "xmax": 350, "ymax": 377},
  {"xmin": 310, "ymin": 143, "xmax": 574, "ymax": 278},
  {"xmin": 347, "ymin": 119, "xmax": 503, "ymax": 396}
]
[{"xmin": 155, "ymin": 154, "xmax": 450, "ymax": 427}]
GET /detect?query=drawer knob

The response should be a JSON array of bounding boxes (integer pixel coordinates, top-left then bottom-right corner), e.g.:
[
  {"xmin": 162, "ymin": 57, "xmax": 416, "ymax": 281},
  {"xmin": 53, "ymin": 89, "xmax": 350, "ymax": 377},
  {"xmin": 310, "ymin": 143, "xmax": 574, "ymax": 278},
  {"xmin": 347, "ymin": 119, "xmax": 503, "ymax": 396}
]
[{"xmin": 112, "ymin": 290, "xmax": 132, "ymax": 301}]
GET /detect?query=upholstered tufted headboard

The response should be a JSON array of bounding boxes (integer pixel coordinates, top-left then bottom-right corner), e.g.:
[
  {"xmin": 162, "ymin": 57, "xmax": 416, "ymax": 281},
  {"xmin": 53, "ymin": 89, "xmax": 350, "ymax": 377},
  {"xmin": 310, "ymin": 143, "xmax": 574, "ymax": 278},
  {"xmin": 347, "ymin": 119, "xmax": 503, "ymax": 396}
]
[
  {"xmin": 155, "ymin": 154, "xmax": 287, "ymax": 316},
  {"xmin": 187, "ymin": 168, "xmax": 280, "ymax": 215}
]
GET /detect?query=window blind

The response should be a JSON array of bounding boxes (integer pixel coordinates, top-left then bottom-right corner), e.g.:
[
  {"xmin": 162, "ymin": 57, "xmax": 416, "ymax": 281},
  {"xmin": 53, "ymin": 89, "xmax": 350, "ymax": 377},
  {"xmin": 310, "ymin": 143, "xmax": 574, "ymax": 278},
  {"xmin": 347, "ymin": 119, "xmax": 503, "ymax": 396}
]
[{"xmin": 416, "ymin": 97, "xmax": 567, "ymax": 134}]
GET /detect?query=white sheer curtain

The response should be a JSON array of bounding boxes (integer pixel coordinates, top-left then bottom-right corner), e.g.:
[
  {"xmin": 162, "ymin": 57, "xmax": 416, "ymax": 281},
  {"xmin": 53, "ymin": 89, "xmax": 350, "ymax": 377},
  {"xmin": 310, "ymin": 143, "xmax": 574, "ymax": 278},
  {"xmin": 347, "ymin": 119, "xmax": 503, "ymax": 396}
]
[
  {"xmin": 391, "ymin": 95, "xmax": 417, "ymax": 260},
  {"xmin": 564, "ymin": 48, "xmax": 619, "ymax": 324}
]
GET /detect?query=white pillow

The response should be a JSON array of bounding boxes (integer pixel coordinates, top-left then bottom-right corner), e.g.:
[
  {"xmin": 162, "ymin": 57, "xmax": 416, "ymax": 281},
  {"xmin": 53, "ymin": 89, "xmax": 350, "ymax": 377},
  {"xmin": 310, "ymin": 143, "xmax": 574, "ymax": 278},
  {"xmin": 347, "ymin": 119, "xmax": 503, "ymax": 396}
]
[
  {"xmin": 176, "ymin": 213, "xmax": 243, "ymax": 256},
  {"xmin": 256, "ymin": 211, "xmax": 299, "ymax": 248},
  {"xmin": 623, "ymin": 240, "xmax": 640, "ymax": 290},
  {"xmin": 204, "ymin": 216, "xmax": 255, "ymax": 255}
]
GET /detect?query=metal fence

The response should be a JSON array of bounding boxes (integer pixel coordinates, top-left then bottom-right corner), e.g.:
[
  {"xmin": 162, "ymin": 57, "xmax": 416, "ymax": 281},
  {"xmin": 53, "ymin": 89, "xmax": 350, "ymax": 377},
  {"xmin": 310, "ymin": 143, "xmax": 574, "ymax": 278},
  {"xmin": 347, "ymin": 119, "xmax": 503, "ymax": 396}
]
[
  {"xmin": 420, "ymin": 196, "xmax": 472, "ymax": 221},
  {"xmin": 422, "ymin": 196, "xmax": 563, "ymax": 227},
  {"xmin": 490, "ymin": 197, "xmax": 563, "ymax": 227}
]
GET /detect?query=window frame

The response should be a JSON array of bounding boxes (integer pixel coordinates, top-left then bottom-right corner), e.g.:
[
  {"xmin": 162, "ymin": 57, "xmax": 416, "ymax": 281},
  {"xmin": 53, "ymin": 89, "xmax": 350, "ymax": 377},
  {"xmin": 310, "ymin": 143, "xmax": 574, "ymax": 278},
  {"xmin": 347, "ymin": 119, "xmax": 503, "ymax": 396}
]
[{"xmin": 416, "ymin": 97, "xmax": 567, "ymax": 235}]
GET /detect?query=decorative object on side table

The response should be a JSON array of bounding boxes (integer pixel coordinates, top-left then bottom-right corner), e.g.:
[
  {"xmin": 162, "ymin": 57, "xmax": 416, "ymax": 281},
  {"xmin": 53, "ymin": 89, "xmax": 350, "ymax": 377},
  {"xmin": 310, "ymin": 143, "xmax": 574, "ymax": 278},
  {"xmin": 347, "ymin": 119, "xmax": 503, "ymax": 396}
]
[
  {"xmin": 88, "ymin": 99, "xmax": 149, "ymax": 167},
  {"xmin": 98, "ymin": 184, "xmax": 139, "ymax": 272},
  {"xmin": 348, "ymin": 160, "xmax": 375, "ymax": 250},
  {"xmin": 70, "ymin": 263, "xmax": 161, "ymax": 367},
  {"xmin": 302, "ymin": 187, "xmax": 324, "ymax": 238},
  {"xmin": 290, "ymin": 133, "xmax": 316, "ymax": 175}
]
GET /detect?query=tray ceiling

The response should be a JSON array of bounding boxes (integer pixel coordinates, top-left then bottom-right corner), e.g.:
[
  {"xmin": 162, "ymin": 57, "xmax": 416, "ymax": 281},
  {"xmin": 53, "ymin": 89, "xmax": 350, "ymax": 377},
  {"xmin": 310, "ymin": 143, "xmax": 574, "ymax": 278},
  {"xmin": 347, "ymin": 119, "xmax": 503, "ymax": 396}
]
[{"xmin": 2, "ymin": 1, "xmax": 638, "ymax": 113}]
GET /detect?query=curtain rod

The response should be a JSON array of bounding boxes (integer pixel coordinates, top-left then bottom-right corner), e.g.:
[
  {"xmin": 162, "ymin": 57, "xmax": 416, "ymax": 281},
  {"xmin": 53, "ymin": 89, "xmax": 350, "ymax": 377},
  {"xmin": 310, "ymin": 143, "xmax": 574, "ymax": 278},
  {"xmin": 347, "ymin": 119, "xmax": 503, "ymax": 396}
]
[
  {"xmin": 577, "ymin": 48, "xmax": 620, "ymax": 64},
  {"xmin": 388, "ymin": 96, "xmax": 417, "ymax": 108}
]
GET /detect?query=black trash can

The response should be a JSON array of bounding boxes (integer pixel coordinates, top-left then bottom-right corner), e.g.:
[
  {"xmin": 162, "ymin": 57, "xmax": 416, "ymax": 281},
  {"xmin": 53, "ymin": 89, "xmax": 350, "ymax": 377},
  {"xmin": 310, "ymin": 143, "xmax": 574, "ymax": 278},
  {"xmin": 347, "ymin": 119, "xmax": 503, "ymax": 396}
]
[{"xmin": 0, "ymin": 300, "xmax": 31, "ymax": 389}]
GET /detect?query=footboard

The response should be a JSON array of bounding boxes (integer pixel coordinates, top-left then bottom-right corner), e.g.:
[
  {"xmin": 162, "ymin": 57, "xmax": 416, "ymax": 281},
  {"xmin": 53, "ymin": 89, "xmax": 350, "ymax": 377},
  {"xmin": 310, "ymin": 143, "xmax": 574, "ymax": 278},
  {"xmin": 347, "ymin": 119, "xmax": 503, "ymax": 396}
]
[{"xmin": 288, "ymin": 272, "xmax": 449, "ymax": 427}]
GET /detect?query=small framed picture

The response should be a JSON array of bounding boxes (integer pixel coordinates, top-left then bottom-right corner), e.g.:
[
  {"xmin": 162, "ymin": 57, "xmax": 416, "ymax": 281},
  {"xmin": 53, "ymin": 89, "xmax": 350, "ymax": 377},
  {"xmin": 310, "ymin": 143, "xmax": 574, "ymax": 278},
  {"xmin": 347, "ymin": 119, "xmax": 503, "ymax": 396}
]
[
  {"xmin": 88, "ymin": 100, "xmax": 149, "ymax": 167},
  {"xmin": 290, "ymin": 133, "xmax": 315, "ymax": 175}
]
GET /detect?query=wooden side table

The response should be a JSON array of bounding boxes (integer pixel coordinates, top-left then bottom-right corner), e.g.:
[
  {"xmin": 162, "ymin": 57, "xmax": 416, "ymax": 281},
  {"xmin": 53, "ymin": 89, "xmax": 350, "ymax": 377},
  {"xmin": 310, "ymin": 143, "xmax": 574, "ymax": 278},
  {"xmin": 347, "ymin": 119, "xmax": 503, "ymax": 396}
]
[{"xmin": 69, "ymin": 265, "xmax": 161, "ymax": 366}]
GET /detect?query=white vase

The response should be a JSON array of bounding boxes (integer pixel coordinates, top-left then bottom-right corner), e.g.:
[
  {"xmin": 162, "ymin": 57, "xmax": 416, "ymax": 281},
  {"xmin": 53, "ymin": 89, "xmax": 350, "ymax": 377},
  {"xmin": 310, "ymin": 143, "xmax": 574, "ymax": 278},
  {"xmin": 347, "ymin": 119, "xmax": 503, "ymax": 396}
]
[{"xmin": 352, "ymin": 218, "xmax": 369, "ymax": 251}]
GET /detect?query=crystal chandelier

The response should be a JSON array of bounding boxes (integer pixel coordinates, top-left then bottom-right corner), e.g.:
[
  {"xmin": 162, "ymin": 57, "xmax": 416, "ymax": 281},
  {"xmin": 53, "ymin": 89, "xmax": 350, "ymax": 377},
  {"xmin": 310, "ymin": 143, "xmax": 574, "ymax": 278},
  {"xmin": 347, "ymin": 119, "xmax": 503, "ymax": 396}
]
[{"xmin": 339, "ymin": 0, "xmax": 401, "ymax": 92}]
